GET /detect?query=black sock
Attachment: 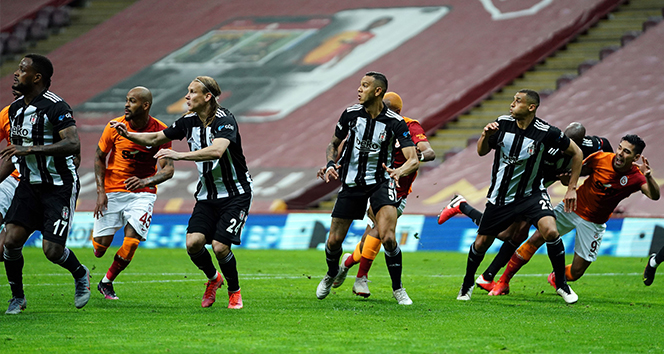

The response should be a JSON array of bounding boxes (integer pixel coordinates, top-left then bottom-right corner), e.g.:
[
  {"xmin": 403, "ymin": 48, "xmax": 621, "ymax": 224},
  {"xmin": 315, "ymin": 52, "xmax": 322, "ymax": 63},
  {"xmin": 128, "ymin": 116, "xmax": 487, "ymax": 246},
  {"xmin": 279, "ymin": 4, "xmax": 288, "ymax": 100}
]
[
  {"xmin": 218, "ymin": 251, "xmax": 239, "ymax": 292},
  {"xmin": 464, "ymin": 243, "xmax": 485, "ymax": 288},
  {"xmin": 384, "ymin": 245, "xmax": 403, "ymax": 290},
  {"xmin": 4, "ymin": 247, "xmax": 25, "ymax": 299},
  {"xmin": 53, "ymin": 248, "xmax": 87, "ymax": 279},
  {"xmin": 655, "ymin": 247, "xmax": 664, "ymax": 265},
  {"xmin": 188, "ymin": 247, "xmax": 218, "ymax": 279},
  {"xmin": 482, "ymin": 240, "xmax": 519, "ymax": 281},
  {"xmin": 459, "ymin": 203, "xmax": 483, "ymax": 226},
  {"xmin": 325, "ymin": 244, "xmax": 342, "ymax": 277},
  {"xmin": 546, "ymin": 238, "xmax": 567, "ymax": 289}
]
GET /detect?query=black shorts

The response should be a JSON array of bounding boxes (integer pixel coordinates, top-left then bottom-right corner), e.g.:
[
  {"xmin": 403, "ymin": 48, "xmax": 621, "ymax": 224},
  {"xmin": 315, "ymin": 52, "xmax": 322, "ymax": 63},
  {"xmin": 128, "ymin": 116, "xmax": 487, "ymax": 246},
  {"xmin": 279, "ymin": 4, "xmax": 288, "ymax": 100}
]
[
  {"xmin": 187, "ymin": 192, "xmax": 252, "ymax": 246},
  {"xmin": 5, "ymin": 180, "xmax": 78, "ymax": 245},
  {"xmin": 331, "ymin": 179, "xmax": 400, "ymax": 220},
  {"xmin": 477, "ymin": 192, "xmax": 555, "ymax": 237}
]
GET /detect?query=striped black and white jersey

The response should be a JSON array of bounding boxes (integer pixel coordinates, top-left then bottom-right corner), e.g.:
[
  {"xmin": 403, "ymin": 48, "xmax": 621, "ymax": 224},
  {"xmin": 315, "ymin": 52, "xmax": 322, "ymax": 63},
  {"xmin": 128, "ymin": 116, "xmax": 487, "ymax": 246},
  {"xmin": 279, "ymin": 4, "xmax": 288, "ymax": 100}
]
[
  {"xmin": 541, "ymin": 135, "xmax": 613, "ymax": 186},
  {"xmin": 334, "ymin": 104, "xmax": 414, "ymax": 187},
  {"xmin": 8, "ymin": 90, "xmax": 78, "ymax": 186},
  {"xmin": 486, "ymin": 115, "xmax": 570, "ymax": 206},
  {"xmin": 163, "ymin": 107, "xmax": 252, "ymax": 200}
]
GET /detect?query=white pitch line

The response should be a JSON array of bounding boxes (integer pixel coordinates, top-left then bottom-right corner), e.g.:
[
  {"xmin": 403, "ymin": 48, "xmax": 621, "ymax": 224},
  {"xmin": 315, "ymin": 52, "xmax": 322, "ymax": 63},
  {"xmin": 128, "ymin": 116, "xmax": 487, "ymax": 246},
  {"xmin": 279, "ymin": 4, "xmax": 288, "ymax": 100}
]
[{"xmin": 0, "ymin": 272, "xmax": 642, "ymax": 288}]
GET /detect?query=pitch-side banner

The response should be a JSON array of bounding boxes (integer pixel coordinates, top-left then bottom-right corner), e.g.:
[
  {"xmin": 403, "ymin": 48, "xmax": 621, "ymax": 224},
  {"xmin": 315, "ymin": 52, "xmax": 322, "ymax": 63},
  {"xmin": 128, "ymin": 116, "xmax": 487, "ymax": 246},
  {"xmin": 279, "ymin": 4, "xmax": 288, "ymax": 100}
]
[{"xmin": 22, "ymin": 212, "xmax": 664, "ymax": 257}]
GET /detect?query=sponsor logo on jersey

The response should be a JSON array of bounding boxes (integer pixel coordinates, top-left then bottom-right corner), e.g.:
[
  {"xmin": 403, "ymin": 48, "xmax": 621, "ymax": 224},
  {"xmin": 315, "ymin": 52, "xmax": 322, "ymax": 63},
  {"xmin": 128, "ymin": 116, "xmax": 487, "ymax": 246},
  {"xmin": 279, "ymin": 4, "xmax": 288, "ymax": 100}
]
[
  {"xmin": 356, "ymin": 137, "xmax": 381, "ymax": 153},
  {"xmin": 218, "ymin": 124, "xmax": 234, "ymax": 131},
  {"xmin": 10, "ymin": 125, "xmax": 30, "ymax": 138},
  {"xmin": 58, "ymin": 112, "xmax": 72, "ymax": 121}
]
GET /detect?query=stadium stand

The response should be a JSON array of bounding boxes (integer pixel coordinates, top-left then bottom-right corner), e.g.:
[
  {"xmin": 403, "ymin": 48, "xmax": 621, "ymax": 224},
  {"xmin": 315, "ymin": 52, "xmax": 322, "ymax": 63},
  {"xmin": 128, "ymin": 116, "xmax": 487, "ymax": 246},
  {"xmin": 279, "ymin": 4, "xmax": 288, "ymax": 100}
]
[
  {"xmin": 1, "ymin": 0, "xmax": 662, "ymax": 215},
  {"xmin": 405, "ymin": 20, "xmax": 664, "ymax": 216}
]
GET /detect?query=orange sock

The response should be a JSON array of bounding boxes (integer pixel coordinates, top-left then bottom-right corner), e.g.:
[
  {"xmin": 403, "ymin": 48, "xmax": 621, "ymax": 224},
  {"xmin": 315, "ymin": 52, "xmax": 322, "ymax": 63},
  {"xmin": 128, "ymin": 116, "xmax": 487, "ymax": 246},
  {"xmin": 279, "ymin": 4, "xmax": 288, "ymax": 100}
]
[
  {"xmin": 361, "ymin": 235, "xmax": 381, "ymax": 261},
  {"xmin": 352, "ymin": 242, "xmax": 362, "ymax": 263},
  {"xmin": 515, "ymin": 241, "xmax": 539, "ymax": 262},
  {"xmin": 116, "ymin": 237, "xmax": 140, "ymax": 261},
  {"xmin": 565, "ymin": 264, "xmax": 575, "ymax": 281},
  {"xmin": 92, "ymin": 239, "xmax": 109, "ymax": 258}
]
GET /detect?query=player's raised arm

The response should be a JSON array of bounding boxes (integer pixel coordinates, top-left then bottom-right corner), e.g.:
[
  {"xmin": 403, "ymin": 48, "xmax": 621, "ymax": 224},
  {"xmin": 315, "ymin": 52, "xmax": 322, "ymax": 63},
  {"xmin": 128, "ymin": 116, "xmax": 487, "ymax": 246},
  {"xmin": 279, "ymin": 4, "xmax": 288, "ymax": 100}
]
[
  {"xmin": 639, "ymin": 156, "xmax": 660, "ymax": 200},
  {"xmin": 477, "ymin": 122, "xmax": 499, "ymax": 156}
]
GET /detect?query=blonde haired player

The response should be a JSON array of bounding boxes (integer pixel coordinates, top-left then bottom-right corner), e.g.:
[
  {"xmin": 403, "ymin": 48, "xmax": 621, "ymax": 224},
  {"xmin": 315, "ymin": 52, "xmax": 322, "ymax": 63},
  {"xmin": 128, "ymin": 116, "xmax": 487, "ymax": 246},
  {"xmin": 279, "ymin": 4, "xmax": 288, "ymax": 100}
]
[{"xmin": 93, "ymin": 86, "xmax": 174, "ymax": 299}]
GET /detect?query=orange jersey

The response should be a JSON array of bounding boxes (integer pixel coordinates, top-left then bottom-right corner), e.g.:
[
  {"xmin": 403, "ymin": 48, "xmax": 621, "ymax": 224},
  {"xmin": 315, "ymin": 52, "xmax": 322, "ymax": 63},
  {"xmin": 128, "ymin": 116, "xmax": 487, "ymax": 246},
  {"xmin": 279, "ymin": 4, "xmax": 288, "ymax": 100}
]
[
  {"xmin": 575, "ymin": 151, "xmax": 646, "ymax": 224},
  {"xmin": 98, "ymin": 116, "xmax": 172, "ymax": 193},
  {"xmin": 0, "ymin": 105, "xmax": 20, "ymax": 180},
  {"xmin": 393, "ymin": 117, "xmax": 428, "ymax": 199}
]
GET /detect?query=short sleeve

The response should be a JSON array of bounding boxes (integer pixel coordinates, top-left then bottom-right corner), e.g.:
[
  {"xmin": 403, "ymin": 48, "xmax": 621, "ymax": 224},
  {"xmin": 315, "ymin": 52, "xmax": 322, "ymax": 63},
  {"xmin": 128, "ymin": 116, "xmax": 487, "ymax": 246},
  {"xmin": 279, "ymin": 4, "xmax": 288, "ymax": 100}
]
[
  {"xmin": 97, "ymin": 121, "xmax": 115, "ymax": 153},
  {"xmin": 394, "ymin": 119, "xmax": 415, "ymax": 149},
  {"xmin": 162, "ymin": 117, "xmax": 188, "ymax": 141},
  {"xmin": 407, "ymin": 120, "xmax": 428, "ymax": 144},
  {"xmin": 546, "ymin": 126, "xmax": 570, "ymax": 152},
  {"xmin": 213, "ymin": 117, "xmax": 237, "ymax": 143},
  {"xmin": 334, "ymin": 110, "xmax": 350, "ymax": 140},
  {"xmin": 49, "ymin": 101, "xmax": 75, "ymax": 133}
]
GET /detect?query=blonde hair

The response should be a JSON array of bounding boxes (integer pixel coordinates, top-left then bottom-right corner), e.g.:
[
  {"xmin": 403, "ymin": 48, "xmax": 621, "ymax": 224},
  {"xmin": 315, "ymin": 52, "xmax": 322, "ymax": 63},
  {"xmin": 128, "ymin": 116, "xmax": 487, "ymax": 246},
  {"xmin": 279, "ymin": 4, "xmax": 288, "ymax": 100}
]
[{"xmin": 194, "ymin": 76, "xmax": 221, "ymax": 119}]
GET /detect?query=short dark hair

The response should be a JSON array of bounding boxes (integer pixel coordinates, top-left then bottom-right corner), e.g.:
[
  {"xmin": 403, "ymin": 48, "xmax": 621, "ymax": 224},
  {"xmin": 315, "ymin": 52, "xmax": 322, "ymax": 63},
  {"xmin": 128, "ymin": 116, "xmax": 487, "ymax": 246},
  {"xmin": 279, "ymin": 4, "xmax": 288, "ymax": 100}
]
[
  {"xmin": 621, "ymin": 134, "xmax": 646, "ymax": 155},
  {"xmin": 365, "ymin": 71, "xmax": 388, "ymax": 94},
  {"xmin": 518, "ymin": 89, "xmax": 540, "ymax": 107},
  {"xmin": 25, "ymin": 54, "xmax": 54, "ymax": 89}
]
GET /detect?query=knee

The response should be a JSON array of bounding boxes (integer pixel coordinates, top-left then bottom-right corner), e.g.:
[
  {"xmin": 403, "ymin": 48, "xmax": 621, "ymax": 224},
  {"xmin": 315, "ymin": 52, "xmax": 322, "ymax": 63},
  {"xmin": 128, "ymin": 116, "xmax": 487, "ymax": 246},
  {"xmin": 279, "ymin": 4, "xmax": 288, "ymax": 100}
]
[
  {"xmin": 185, "ymin": 235, "xmax": 206, "ymax": 253},
  {"xmin": 539, "ymin": 228, "xmax": 558, "ymax": 242},
  {"xmin": 43, "ymin": 245, "xmax": 63, "ymax": 262},
  {"xmin": 212, "ymin": 243, "xmax": 230, "ymax": 259}
]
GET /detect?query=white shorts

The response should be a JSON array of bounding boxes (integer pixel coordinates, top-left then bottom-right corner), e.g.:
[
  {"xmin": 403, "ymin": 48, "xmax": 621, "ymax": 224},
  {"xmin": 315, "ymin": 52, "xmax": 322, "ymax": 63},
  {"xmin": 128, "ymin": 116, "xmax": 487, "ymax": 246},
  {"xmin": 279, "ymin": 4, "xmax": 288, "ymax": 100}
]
[
  {"xmin": 0, "ymin": 176, "xmax": 19, "ymax": 218},
  {"xmin": 554, "ymin": 202, "xmax": 606, "ymax": 262},
  {"xmin": 93, "ymin": 192, "xmax": 157, "ymax": 240}
]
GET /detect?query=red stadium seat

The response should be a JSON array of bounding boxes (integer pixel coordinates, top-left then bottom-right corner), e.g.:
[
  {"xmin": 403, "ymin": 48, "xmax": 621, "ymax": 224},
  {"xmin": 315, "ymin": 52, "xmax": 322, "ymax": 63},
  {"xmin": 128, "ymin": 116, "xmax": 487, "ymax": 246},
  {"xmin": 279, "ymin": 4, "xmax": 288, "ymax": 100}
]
[
  {"xmin": 599, "ymin": 45, "xmax": 620, "ymax": 60},
  {"xmin": 620, "ymin": 30, "xmax": 641, "ymax": 46},
  {"xmin": 642, "ymin": 16, "xmax": 662, "ymax": 32},
  {"xmin": 578, "ymin": 59, "xmax": 598, "ymax": 75},
  {"xmin": 556, "ymin": 74, "xmax": 577, "ymax": 90}
]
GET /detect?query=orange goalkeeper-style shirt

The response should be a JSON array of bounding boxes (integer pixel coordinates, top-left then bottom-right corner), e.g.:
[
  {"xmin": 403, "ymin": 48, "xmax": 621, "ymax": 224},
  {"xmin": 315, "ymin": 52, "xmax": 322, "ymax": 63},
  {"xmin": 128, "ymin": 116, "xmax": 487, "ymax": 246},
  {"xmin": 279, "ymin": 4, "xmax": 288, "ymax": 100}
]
[
  {"xmin": 575, "ymin": 151, "xmax": 646, "ymax": 224},
  {"xmin": 98, "ymin": 116, "xmax": 171, "ymax": 193},
  {"xmin": 0, "ymin": 104, "xmax": 21, "ymax": 181}
]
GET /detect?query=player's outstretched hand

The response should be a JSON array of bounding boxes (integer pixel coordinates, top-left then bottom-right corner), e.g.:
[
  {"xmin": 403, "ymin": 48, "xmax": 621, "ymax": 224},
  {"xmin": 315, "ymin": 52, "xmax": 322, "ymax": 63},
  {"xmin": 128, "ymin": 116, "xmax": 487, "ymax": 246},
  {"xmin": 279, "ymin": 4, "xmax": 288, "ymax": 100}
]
[
  {"xmin": 383, "ymin": 163, "xmax": 401, "ymax": 188},
  {"xmin": 0, "ymin": 144, "xmax": 29, "ymax": 159},
  {"xmin": 636, "ymin": 155, "xmax": 652, "ymax": 177},
  {"xmin": 323, "ymin": 164, "xmax": 340, "ymax": 183},
  {"xmin": 154, "ymin": 149, "xmax": 183, "ymax": 161},
  {"xmin": 110, "ymin": 121, "xmax": 129, "ymax": 137},
  {"xmin": 483, "ymin": 122, "xmax": 500, "ymax": 137}
]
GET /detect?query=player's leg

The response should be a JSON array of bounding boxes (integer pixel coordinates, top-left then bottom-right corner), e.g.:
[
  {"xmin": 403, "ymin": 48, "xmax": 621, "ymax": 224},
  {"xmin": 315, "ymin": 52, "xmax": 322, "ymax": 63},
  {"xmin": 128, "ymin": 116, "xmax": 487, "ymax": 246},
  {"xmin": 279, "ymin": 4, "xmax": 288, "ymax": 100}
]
[
  {"xmin": 644, "ymin": 246, "xmax": 664, "ymax": 286},
  {"xmin": 334, "ymin": 207, "xmax": 377, "ymax": 289},
  {"xmin": 0, "ymin": 176, "xmax": 18, "ymax": 264},
  {"xmin": 3, "ymin": 223, "xmax": 31, "ymax": 314},
  {"xmin": 490, "ymin": 230, "xmax": 545, "ymax": 296},
  {"xmin": 319, "ymin": 187, "xmax": 366, "ymax": 300},
  {"xmin": 458, "ymin": 202, "xmax": 513, "ymax": 300},
  {"xmin": 211, "ymin": 194, "xmax": 251, "ymax": 309},
  {"xmin": 186, "ymin": 201, "xmax": 224, "ymax": 307},
  {"xmin": 41, "ymin": 185, "xmax": 90, "ymax": 309},
  {"xmin": 477, "ymin": 221, "xmax": 527, "ymax": 292},
  {"xmin": 536, "ymin": 215, "xmax": 577, "ymax": 304},
  {"xmin": 548, "ymin": 215, "xmax": 603, "ymax": 286},
  {"xmin": 375, "ymin": 204, "xmax": 411, "ymax": 305}
]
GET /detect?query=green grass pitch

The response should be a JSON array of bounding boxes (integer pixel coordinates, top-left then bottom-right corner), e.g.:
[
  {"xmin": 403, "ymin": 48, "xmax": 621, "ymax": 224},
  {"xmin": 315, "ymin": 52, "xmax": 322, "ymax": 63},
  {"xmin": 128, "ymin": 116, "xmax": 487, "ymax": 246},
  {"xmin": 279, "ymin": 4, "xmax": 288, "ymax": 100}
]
[{"xmin": 0, "ymin": 248, "xmax": 662, "ymax": 353}]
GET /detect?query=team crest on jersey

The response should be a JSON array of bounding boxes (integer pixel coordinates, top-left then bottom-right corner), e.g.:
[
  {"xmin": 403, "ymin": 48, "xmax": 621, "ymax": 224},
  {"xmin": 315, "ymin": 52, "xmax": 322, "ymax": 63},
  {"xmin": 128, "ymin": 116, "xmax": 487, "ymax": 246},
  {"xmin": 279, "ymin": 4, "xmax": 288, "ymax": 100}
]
[
  {"xmin": 620, "ymin": 176, "xmax": 628, "ymax": 186},
  {"xmin": 62, "ymin": 206, "xmax": 69, "ymax": 220},
  {"xmin": 29, "ymin": 113, "xmax": 38, "ymax": 125},
  {"xmin": 239, "ymin": 209, "xmax": 246, "ymax": 221},
  {"xmin": 526, "ymin": 142, "xmax": 536, "ymax": 156},
  {"xmin": 379, "ymin": 130, "xmax": 386, "ymax": 142}
]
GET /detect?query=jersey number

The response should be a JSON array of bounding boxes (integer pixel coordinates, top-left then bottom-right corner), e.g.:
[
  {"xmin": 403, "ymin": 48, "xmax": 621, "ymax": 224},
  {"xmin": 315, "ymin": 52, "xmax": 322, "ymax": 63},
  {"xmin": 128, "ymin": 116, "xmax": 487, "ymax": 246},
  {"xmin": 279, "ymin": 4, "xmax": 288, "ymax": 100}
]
[
  {"xmin": 53, "ymin": 219, "xmax": 68, "ymax": 237},
  {"xmin": 226, "ymin": 218, "xmax": 245, "ymax": 235},
  {"xmin": 139, "ymin": 212, "xmax": 152, "ymax": 227},
  {"xmin": 539, "ymin": 200, "xmax": 553, "ymax": 211}
]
